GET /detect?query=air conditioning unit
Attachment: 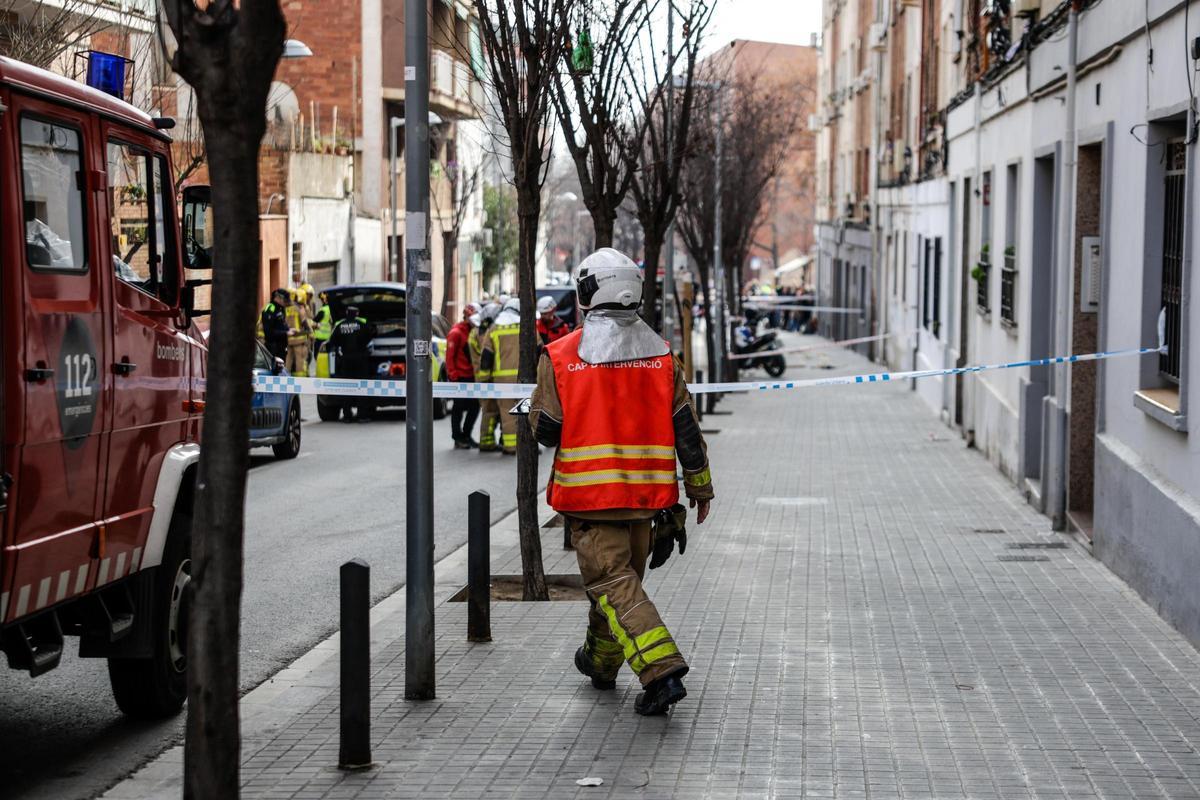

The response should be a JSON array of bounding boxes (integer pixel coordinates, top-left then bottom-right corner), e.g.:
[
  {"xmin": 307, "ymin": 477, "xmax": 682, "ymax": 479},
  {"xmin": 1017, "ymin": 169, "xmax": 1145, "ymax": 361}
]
[{"xmin": 1015, "ymin": 0, "xmax": 1041, "ymax": 16}]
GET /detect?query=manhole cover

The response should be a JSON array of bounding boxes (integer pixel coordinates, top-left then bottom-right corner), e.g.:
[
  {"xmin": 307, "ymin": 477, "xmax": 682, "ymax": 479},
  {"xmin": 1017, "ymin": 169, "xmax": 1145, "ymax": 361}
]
[
  {"xmin": 1007, "ymin": 542, "xmax": 1069, "ymax": 550},
  {"xmin": 997, "ymin": 554, "xmax": 1049, "ymax": 562}
]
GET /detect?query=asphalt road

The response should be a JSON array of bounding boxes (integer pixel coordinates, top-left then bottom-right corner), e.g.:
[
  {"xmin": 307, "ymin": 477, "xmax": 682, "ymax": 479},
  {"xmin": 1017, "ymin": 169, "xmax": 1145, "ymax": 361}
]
[{"xmin": 0, "ymin": 398, "xmax": 552, "ymax": 800}]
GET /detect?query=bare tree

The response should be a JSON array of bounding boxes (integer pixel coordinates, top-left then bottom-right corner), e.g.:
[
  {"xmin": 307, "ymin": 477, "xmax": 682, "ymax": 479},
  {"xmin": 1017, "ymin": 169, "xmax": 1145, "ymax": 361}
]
[
  {"xmin": 0, "ymin": 0, "xmax": 107, "ymax": 69},
  {"xmin": 160, "ymin": 1, "xmax": 286, "ymax": 797},
  {"xmin": 627, "ymin": 0, "xmax": 712, "ymax": 327},
  {"xmin": 431, "ymin": 128, "xmax": 482, "ymax": 317},
  {"xmin": 551, "ymin": 0, "xmax": 653, "ymax": 250},
  {"xmin": 677, "ymin": 71, "xmax": 795, "ymax": 383},
  {"xmin": 471, "ymin": 0, "xmax": 572, "ymax": 601}
]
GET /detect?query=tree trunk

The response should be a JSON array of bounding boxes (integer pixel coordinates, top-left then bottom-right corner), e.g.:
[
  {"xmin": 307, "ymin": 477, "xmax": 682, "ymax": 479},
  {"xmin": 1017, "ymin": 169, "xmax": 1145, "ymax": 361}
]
[
  {"xmin": 515, "ymin": 190, "xmax": 548, "ymax": 602},
  {"xmin": 183, "ymin": 123, "xmax": 263, "ymax": 800},
  {"xmin": 591, "ymin": 209, "xmax": 615, "ymax": 250},
  {"xmin": 440, "ymin": 229, "xmax": 456, "ymax": 318},
  {"xmin": 640, "ymin": 231, "xmax": 663, "ymax": 331},
  {"xmin": 695, "ymin": 256, "xmax": 718, "ymax": 413}
]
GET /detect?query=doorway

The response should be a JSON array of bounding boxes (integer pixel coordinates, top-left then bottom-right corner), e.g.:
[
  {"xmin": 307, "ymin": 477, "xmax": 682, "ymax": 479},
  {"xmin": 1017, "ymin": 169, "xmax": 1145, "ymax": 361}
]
[
  {"xmin": 955, "ymin": 177, "xmax": 972, "ymax": 426},
  {"xmin": 1022, "ymin": 153, "xmax": 1057, "ymax": 496},
  {"xmin": 1066, "ymin": 143, "xmax": 1104, "ymax": 540}
]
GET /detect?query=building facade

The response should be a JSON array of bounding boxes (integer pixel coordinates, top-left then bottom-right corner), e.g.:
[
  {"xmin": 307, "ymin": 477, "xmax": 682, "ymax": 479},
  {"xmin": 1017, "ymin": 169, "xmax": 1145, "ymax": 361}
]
[{"xmin": 820, "ymin": 0, "xmax": 1200, "ymax": 650}]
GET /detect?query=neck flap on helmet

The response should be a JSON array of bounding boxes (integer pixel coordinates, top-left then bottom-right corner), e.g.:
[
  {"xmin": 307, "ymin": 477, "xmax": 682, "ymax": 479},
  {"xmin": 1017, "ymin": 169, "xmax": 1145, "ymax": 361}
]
[{"xmin": 578, "ymin": 308, "xmax": 670, "ymax": 365}]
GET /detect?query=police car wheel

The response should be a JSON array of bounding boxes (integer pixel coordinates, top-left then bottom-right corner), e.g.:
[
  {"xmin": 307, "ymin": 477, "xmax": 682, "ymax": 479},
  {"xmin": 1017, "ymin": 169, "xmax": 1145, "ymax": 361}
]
[
  {"xmin": 273, "ymin": 400, "xmax": 302, "ymax": 459},
  {"xmin": 108, "ymin": 510, "xmax": 191, "ymax": 719},
  {"xmin": 316, "ymin": 396, "xmax": 340, "ymax": 422}
]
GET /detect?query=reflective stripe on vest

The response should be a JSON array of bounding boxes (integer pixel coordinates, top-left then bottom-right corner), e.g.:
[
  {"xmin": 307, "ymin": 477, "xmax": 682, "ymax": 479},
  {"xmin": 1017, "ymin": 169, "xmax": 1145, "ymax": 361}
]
[
  {"xmin": 489, "ymin": 325, "xmax": 520, "ymax": 378},
  {"xmin": 545, "ymin": 328, "xmax": 678, "ymax": 512}
]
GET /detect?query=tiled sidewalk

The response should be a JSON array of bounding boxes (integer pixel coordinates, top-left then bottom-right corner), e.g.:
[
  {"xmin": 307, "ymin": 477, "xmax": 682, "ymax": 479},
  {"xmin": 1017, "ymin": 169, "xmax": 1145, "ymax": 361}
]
[{"xmin": 105, "ymin": 341, "xmax": 1200, "ymax": 799}]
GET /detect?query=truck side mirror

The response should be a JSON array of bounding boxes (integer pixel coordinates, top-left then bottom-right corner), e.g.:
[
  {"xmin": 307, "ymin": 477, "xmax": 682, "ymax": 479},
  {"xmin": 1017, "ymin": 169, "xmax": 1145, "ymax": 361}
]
[{"xmin": 181, "ymin": 185, "xmax": 213, "ymax": 270}]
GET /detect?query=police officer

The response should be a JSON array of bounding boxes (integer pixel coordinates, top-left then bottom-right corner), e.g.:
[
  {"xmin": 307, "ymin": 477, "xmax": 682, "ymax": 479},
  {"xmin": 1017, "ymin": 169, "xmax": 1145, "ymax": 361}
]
[
  {"xmin": 329, "ymin": 304, "xmax": 376, "ymax": 423},
  {"xmin": 529, "ymin": 248, "xmax": 714, "ymax": 716},
  {"xmin": 259, "ymin": 288, "xmax": 291, "ymax": 362},
  {"xmin": 479, "ymin": 297, "xmax": 522, "ymax": 454},
  {"xmin": 473, "ymin": 302, "xmax": 502, "ymax": 451},
  {"xmin": 313, "ymin": 291, "xmax": 334, "ymax": 351}
]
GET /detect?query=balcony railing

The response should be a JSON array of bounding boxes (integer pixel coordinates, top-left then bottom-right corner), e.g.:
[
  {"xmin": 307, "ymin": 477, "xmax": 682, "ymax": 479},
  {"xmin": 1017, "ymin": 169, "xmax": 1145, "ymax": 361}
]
[
  {"xmin": 1000, "ymin": 254, "xmax": 1016, "ymax": 327},
  {"xmin": 976, "ymin": 251, "xmax": 990, "ymax": 313}
]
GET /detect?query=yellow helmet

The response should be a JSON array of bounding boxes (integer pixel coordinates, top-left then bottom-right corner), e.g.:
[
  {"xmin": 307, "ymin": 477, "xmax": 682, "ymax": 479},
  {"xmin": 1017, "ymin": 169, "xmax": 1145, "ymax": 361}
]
[
  {"xmin": 288, "ymin": 287, "xmax": 299, "ymax": 302},
  {"xmin": 300, "ymin": 282, "xmax": 315, "ymax": 299}
]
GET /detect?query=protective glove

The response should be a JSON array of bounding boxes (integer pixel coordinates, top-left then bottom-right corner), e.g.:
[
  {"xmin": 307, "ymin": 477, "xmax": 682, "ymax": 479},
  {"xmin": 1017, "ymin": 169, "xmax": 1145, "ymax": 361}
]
[{"xmin": 648, "ymin": 503, "xmax": 688, "ymax": 570}]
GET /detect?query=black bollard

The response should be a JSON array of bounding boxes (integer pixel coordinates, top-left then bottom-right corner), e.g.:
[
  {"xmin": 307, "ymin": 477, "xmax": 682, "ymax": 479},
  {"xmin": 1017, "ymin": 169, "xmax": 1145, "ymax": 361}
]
[
  {"xmin": 696, "ymin": 369, "xmax": 705, "ymax": 421},
  {"xmin": 563, "ymin": 518, "xmax": 572, "ymax": 550},
  {"xmin": 338, "ymin": 559, "xmax": 372, "ymax": 770},
  {"xmin": 468, "ymin": 491, "xmax": 491, "ymax": 642}
]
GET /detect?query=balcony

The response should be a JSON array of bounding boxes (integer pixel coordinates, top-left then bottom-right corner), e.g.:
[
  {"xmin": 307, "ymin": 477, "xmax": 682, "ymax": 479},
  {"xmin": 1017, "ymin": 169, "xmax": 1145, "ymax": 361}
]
[{"xmin": 430, "ymin": 49, "xmax": 479, "ymax": 120}]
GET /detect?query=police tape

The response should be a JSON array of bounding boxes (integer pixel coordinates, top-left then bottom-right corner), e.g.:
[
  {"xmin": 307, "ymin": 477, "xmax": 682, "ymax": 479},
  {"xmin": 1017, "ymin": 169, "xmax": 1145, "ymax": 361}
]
[
  {"xmin": 741, "ymin": 303, "xmax": 865, "ymax": 314},
  {"xmin": 253, "ymin": 344, "xmax": 1164, "ymax": 400},
  {"xmin": 726, "ymin": 330, "xmax": 905, "ymax": 360}
]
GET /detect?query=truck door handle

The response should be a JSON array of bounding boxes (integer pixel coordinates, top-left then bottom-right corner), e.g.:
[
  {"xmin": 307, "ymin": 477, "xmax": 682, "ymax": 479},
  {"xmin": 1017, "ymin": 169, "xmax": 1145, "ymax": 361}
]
[
  {"xmin": 113, "ymin": 359, "xmax": 137, "ymax": 376},
  {"xmin": 24, "ymin": 365, "xmax": 53, "ymax": 382}
]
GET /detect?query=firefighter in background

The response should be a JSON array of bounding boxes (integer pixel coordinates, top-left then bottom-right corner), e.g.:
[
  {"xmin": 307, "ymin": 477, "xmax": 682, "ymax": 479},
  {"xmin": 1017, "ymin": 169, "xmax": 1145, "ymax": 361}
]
[
  {"xmin": 536, "ymin": 294, "xmax": 570, "ymax": 348},
  {"xmin": 473, "ymin": 302, "xmax": 502, "ymax": 451},
  {"xmin": 446, "ymin": 301, "xmax": 482, "ymax": 449},
  {"xmin": 284, "ymin": 287, "xmax": 312, "ymax": 376},
  {"xmin": 259, "ymin": 288, "xmax": 291, "ymax": 362},
  {"xmin": 329, "ymin": 304, "xmax": 376, "ymax": 423},
  {"xmin": 478, "ymin": 297, "xmax": 521, "ymax": 454},
  {"xmin": 529, "ymin": 248, "xmax": 714, "ymax": 716},
  {"xmin": 300, "ymin": 282, "xmax": 318, "ymax": 370},
  {"xmin": 313, "ymin": 290, "xmax": 334, "ymax": 353}
]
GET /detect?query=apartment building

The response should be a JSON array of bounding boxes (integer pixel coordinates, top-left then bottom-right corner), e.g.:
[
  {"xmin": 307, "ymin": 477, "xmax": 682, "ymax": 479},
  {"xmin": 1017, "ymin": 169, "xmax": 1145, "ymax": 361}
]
[{"xmin": 820, "ymin": 0, "xmax": 1200, "ymax": 650}]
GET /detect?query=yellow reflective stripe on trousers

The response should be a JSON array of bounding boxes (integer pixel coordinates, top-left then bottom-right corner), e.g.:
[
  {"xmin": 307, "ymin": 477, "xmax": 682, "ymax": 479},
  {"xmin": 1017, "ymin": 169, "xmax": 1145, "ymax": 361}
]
[
  {"xmin": 502, "ymin": 433, "xmax": 517, "ymax": 447},
  {"xmin": 597, "ymin": 595, "xmax": 678, "ymax": 674},
  {"xmin": 553, "ymin": 469, "xmax": 677, "ymax": 488},
  {"xmin": 684, "ymin": 467, "xmax": 711, "ymax": 487},
  {"xmin": 558, "ymin": 444, "xmax": 676, "ymax": 462}
]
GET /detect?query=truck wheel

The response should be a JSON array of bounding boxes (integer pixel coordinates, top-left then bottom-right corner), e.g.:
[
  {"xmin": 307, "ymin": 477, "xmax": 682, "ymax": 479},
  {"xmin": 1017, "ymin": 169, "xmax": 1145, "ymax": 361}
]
[
  {"xmin": 273, "ymin": 400, "xmax": 302, "ymax": 459},
  {"xmin": 108, "ymin": 511, "xmax": 191, "ymax": 719},
  {"xmin": 317, "ymin": 396, "xmax": 340, "ymax": 422}
]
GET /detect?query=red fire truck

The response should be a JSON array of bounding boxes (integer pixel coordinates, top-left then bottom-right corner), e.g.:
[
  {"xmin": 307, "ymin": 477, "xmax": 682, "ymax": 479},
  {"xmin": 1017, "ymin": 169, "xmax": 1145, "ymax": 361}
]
[{"xmin": 0, "ymin": 56, "xmax": 210, "ymax": 718}]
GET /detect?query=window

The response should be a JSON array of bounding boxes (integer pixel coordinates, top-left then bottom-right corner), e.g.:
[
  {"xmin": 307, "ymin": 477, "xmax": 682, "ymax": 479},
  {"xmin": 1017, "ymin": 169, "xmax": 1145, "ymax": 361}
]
[
  {"xmin": 1001, "ymin": 163, "xmax": 1019, "ymax": 327},
  {"xmin": 1160, "ymin": 140, "xmax": 1185, "ymax": 384},
  {"xmin": 932, "ymin": 237, "xmax": 942, "ymax": 338},
  {"xmin": 20, "ymin": 117, "xmax": 87, "ymax": 271},
  {"xmin": 107, "ymin": 143, "xmax": 178, "ymax": 304},
  {"xmin": 976, "ymin": 170, "xmax": 992, "ymax": 313}
]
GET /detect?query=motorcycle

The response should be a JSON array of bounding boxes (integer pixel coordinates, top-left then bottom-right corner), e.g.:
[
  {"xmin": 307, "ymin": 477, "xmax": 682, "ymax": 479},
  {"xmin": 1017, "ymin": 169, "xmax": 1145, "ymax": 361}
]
[{"xmin": 733, "ymin": 323, "xmax": 786, "ymax": 377}]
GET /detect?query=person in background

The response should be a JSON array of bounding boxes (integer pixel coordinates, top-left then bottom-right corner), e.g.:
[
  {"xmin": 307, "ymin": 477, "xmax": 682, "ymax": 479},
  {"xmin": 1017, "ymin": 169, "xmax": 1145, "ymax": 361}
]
[
  {"xmin": 329, "ymin": 304, "xmax": 376, "ymax": 423},
  {"xmin": 536, "ymin": 295, "xmax": 570, "ymax": 349},
  {"xmin": 474, "ymin": 302, "xmax": 502, "ymax": 451},
  {"xmin": 478, "ymin": 298, "xmax": 522, "ymax": 454},
  {"xmin": 446, "ymin": 302, "xmax": 482, "ymax": 449},
  {"xmin": 285, "ymin": 287, "xmax": 312, "ymax": 376},
  {"xmin": 313, "ymin": 290, "xmax": 334, "ymax": 354},
  {"xmin": 259, "ymin": 288, "xmax": 291, "ymax": 362}
]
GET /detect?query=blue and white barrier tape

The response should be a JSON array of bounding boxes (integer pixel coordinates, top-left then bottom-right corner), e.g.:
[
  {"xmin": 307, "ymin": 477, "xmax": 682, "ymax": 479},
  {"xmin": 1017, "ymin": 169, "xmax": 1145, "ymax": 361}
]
[{"xmin": 252, "ymin": 345, "xmax": 1164, "ymax": 400}]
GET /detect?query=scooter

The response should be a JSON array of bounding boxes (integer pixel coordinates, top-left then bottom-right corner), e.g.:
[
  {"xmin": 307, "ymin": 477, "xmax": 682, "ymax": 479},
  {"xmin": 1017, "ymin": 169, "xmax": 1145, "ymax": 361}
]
[{"xmin": 733, "ymin": 323, "xmax": 786, "ymax": 377}]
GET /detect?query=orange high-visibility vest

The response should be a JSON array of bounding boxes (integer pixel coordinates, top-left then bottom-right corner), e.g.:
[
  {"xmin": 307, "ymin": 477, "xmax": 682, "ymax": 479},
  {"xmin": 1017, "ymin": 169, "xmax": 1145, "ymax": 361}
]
[{"xmin": 546, "ymin": 329, "xmax": 679, "ymax": 512}]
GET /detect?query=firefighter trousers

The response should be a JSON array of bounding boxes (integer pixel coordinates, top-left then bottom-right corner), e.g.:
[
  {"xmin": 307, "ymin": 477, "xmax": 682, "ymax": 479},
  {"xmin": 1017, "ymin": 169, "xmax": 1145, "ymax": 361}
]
[
  {"xmin": 569, "ymin": 517, "xmax": 688, "ymax": 687},
  {"xmin": 479, "ymin": 399, "xmax": 500, "ymax": 451},
  {"xmin": 286, "ymin": 342, "xmax": 310, "ymax": 376},
  {"xmin": 497, "ymin": 399, "xmax": 518, "ymax": 453}
]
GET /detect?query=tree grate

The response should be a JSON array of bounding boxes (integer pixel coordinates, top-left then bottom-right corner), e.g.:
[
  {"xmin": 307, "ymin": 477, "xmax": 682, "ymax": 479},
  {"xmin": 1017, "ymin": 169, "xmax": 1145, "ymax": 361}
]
[
  {"xmin": 997, "ymin": 554, "xmax": 1050, "ymax": 562},
  {"xmin": 1007, "ymin": 542, "xmax": 1070, "ymax": 550}
]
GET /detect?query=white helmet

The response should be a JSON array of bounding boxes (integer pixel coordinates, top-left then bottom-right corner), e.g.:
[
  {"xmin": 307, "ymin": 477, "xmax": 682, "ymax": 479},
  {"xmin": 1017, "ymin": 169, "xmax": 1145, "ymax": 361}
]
[
  {"xmin": 536, "ymin": 295, "xmax": 557, "ymax": 314},
  {"xmin": 502, "ymin": 297, "xmax": 520, "ymax": 314},
  {"xmin": 481, "ymin": 302, "xmax": 501, "ymax": 322},
  {"xmin": 575, "ymin": 248, "xmax": 642, "ymax": 310}
]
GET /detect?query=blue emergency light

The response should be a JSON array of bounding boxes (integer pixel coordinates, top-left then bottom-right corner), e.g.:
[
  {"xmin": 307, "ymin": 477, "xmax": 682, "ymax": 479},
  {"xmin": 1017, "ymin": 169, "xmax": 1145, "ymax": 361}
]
[{"xmin": 85, "ymin": 51, "xmax": 129, "ymax": 100}]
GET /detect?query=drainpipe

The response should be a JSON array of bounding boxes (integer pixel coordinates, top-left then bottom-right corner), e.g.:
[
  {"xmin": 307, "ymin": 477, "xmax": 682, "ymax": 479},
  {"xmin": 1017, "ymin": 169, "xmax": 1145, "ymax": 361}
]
[
  {"xmin": 966, "ymin": 78, "xmax": 982, "ymax": 426},
  {"xmin": 869, "ymin": 2, "xmax": 884, "ymax": 365},
  {"xmin": 1051, "ymin": 0, "xmax": 1080, "ymax": 529}
]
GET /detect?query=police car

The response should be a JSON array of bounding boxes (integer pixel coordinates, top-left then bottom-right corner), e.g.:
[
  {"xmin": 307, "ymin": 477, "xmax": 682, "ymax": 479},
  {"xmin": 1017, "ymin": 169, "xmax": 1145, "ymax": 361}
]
[{"xmin": 249, "ymin": 340, "xmax": 302, "ymax": 458}]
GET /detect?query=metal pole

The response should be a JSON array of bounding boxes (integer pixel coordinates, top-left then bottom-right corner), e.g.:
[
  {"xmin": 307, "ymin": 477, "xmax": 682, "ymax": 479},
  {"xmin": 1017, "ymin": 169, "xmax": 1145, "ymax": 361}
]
[
  {"xmin": 467, "ymin": 491, "xmax": 491, "ymax": 642},
  {"xmin": 662, "ymin": 0, "xmax": 676, "ymax": 345},
  {"xmin": 712, "ymin": 87, "xmax": 725, "ymax": 383},
  {"xmin": 338, "ymin": 559, "xmax": 371, "ymax": 770},
  {"xmin": 390, "ymin": 117, "xmax": 400, "ymax": 283},
  {"xmin": 404, "ymin": 0, "xmax": 435, "ymax": 701}
]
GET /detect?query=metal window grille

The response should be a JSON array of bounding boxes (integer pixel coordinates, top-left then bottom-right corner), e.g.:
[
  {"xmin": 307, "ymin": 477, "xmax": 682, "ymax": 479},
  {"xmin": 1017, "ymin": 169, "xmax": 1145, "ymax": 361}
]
[
  {"xmin": 1000, "ymin": 253, "xmax": 1017, "ymax": 325},
  {"xmin": 976, "ymin": 249, "xmax": 990, "ymax": 312},
  {"xmin": 1161, "ymin": 141, "xmax": 1186, "ymax": 383}
]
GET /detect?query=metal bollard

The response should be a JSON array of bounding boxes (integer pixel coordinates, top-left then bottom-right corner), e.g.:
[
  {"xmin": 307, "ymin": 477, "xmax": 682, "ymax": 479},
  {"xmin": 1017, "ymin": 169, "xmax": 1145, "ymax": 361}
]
[
  {"xmin": 563, "ymin": 518, "xmax": 572, "ymax": 550},
  {"xmin": 338, "ymin": 559, "xmax": 372, "ymax": 770},
  {"xmin": 696, "ymin": 369, "xmax": 704, "ymax": 421},
  {"xmin": 468, "ymin": 491, "xmax": 491, "ymax": 642}
]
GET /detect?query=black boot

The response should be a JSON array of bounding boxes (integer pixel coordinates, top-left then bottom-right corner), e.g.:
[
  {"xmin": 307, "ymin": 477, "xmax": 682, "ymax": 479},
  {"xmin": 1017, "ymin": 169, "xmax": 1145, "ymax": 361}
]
[
  {"xmin": 574, "ymin": 647, "xmax": 616, "ymax": 690},
  {"xmin": 634, "ymin": 670, "xmax": 688, "ymax": 716}
]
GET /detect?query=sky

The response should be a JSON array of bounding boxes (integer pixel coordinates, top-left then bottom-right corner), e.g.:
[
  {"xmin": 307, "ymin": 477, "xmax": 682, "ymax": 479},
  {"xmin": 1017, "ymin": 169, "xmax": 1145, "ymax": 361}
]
[{"xmin": 703, "ymin": 0, "xmax": 822, "ymax": 54}]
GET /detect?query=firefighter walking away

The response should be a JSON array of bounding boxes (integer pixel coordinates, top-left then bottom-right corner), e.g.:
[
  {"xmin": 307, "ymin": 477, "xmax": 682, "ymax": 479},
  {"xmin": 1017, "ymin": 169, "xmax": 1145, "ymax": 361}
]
[{"xmin": 530, "ymin": 248, "xmax": 714, "ymax": 715}]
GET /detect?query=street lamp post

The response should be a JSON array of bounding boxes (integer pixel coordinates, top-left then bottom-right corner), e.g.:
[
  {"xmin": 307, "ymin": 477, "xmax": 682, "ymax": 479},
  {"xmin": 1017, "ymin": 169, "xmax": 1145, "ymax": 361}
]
[{"xmin": 404, "ymin": 0, "xmax": 435, "ymax": 700}]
